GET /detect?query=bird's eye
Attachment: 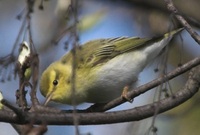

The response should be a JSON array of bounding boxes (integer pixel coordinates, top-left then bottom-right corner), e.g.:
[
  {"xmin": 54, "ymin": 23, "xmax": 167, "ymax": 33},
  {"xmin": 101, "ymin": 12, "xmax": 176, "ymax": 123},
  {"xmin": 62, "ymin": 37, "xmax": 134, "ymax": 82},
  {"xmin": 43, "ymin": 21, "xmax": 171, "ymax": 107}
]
[{"xmin": 53, "ymin": 80, "xmax": 58, "ymax": 86}]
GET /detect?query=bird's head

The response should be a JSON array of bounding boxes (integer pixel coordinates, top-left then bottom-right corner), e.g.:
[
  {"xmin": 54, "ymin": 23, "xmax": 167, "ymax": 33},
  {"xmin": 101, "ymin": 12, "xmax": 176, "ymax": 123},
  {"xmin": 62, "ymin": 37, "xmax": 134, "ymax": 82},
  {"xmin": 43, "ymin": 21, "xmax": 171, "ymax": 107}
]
[{"xmin": 40, "ymin": 61, "xmax": 73, "ymax": 105}]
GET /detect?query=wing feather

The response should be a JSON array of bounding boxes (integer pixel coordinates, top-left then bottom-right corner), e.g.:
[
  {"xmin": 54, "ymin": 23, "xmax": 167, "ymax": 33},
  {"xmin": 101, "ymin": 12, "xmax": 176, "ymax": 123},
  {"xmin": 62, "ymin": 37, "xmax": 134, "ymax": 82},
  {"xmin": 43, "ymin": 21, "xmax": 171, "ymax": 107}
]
[{"xmin": 84, "ymin": 37, "xmax": 152, "ymax": 67}]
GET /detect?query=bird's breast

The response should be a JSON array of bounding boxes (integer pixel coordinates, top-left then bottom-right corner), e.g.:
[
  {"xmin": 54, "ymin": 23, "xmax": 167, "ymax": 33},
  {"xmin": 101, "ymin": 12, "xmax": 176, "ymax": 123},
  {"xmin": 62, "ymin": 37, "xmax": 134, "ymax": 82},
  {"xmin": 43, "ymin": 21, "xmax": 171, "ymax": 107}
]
[{"xmin": 85, "ymin": 51, "xmax": 147, "ymax": 103}]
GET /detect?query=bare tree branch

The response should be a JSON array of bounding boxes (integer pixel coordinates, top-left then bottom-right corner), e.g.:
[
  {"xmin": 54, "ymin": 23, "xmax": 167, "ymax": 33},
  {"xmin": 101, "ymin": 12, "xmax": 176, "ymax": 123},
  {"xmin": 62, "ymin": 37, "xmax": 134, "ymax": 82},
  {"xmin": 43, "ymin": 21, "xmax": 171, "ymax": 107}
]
[
  {"xmin": 164, "ymin": 0, "xmax": 200, "ymax": 44},
  {"xmin": 1, "ymin": 1, "xmax": 200, "ymax": 134},
  {"xmin": 86, "ymin": 57, "xmax": 200, "ymax": 112},
  {"xmin": 0, "ymin": 58, "xmax": 199, "ymax": 125},
  {"xmin": 128, "ymin": 0, "xmax": 200, "ymax": 29}
]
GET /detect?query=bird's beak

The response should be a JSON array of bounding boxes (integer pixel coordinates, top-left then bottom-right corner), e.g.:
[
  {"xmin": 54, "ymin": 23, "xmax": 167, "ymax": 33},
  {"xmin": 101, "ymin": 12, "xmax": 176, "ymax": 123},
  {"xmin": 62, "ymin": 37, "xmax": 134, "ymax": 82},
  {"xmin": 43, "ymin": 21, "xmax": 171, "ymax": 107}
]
[{"xmin": 44, "ymin": 91, "xmax": 54, "ymax": 106}]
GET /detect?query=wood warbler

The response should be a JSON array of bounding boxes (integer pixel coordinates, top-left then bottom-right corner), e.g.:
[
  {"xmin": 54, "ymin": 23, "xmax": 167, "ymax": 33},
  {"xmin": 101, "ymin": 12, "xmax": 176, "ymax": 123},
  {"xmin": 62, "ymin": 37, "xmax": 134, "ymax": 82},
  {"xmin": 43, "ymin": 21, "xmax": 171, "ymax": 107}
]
[{"xmin": 40, "ymin": 28, "xmax": 183, "ymax": 105}]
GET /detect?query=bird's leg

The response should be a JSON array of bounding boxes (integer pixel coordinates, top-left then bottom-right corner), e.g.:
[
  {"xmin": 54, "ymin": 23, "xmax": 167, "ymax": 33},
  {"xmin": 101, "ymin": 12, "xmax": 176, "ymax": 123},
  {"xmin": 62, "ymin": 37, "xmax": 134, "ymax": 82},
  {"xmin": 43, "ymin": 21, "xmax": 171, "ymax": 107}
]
[{"xmin": 121, "ymin": 85, "xmax": 133, "ymax": 103}]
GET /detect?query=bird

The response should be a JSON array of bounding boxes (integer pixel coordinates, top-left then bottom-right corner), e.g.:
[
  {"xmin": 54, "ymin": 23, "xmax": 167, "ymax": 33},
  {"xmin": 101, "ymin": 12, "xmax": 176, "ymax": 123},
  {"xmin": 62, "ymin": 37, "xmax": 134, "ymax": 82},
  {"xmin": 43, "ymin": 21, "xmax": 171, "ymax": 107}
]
[{"xmin": 40, "ymin": 28, "xmax": 183, "ymax": 105}]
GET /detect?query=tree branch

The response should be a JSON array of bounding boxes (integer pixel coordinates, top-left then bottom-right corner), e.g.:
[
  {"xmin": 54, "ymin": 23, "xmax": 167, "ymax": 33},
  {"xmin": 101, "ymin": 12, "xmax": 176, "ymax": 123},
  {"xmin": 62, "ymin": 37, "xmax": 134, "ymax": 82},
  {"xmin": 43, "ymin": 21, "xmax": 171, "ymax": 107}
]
[
  {"xmin": 164, "ymin": 0, "xmax": 200, "ymax": 44},
  {"xmin": 0, "ymin": 59, "xmax": 199, "ymax": 125},
  {"xmin": 23, "ymin": 65, "xmax": 200, "ymax": 125},
  {"xmin": 86, "ymin": 57, "xmax": 200, "ymax": 112}
]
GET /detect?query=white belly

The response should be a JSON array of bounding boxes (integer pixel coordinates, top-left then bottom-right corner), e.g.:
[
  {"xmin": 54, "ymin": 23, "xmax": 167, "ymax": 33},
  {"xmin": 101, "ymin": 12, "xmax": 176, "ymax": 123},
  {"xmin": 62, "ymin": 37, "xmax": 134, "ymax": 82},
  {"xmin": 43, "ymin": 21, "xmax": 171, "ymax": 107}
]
[
  {"xmin": 86, "ymin": 50, "xmax": 147, "ymax": 103},
  {"xmin": 85, "ymin": 38, "xmax": 170, "ymax": 103}
]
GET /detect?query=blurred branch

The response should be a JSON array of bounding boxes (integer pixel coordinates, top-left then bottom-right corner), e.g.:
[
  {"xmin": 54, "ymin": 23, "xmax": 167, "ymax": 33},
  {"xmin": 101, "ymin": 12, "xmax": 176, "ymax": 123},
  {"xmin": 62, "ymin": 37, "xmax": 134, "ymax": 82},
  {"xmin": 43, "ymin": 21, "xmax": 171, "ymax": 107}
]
[
  {"xmin": 0, "ymin": 57, "xmax": 199, "ymax": 125},
  {"xmin": 1, "ymin": 0, "xmax": 200, "ymax": 132},
  {"xmin": 53, "ymin": 9, "xmax": 105, "ymax": 46},
  {"xmin": 0, "ymin": 15, "xmax": 27, "ymax": 82},
  {"xmin": 70, "ymin": 0, "xmax": 80, "ymax": 135},
  {"xmin": 128, "ymin": 0, "xmax": 200, "ymax": 29},
  {"xmin": 164, "ymin": 0, "xmax": 200, "ymax": 44},
  {"xmin": 11, "ymin": 124, "xmax": 47, "ymax": 135},
  {"xmin": 30, "ymin": 54, "xmax": 40, "ymax": 107}
]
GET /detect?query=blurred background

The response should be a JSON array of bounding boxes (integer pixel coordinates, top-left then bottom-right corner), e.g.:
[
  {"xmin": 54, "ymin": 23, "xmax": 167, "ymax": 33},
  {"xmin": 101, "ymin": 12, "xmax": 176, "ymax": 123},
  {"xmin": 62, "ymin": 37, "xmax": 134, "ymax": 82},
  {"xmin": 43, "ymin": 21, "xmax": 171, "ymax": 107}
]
[{"xmin": 0, "ymin": 0, "xmax": 200, "ymax": 135}]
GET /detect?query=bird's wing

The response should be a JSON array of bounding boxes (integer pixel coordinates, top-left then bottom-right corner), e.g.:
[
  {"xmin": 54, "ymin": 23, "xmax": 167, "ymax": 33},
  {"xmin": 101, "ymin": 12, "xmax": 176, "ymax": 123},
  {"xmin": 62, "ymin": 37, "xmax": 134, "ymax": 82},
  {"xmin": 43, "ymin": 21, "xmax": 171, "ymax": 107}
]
[
  {"xmin": 83, "ymin": 28, "xmax": 184, "ymax": 67},
  {"xmin": 82, "ymin": 36, "xmax": 153, "ymax": 67},
  {"xmin": 59, "ymin": 28, "xmax": 183, "ymax": 68}
]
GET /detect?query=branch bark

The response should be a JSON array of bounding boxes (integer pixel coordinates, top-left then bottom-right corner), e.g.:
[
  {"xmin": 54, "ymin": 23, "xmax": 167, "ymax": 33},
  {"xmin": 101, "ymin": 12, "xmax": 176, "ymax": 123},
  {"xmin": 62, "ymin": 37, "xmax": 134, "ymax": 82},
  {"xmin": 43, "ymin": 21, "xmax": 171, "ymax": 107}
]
[
  {"xmin": 86, "ymin": 57, "xmax": 200, "ymax": 112},
  {"xmin": 0, "ymin": 59, "xmax": 199, "ymax": 125},
  {"xmin": 164, "ymin": 0, "xmax": 200, "ymax": 44}
]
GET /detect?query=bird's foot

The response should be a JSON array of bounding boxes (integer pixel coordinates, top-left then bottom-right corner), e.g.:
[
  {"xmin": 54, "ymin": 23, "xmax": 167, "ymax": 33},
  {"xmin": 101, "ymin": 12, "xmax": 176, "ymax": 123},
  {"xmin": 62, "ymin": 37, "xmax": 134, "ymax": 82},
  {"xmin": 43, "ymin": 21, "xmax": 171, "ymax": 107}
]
[{"xmin": 121, "ymin": 86, "xmax": 133, "ymax": 103}]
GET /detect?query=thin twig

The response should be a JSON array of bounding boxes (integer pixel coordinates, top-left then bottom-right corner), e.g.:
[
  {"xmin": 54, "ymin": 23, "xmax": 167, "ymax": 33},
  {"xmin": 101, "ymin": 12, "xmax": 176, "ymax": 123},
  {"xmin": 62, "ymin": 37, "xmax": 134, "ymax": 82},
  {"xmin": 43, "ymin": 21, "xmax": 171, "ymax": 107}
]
[
  {"xmin": 12, "ymin": 15, "xmax": 27, "ymax": 54},
  {"xmin": 86, "ymin": 57, "xmax": 200, "ymax": 112},
  {"xmin": 30, "ymin": 54, "xmax": 40, "ymax": 107},
  {"xmin": 53, "ymin": 25, "xmax": 74, "ymax": 45},
  {"xmin": 71, "ymin": 0, "xmax": 80, "ymax": 134},
  {"xmin": 164, "ymin": 0, "xmax": 200, "ymax": 44},
  {"xmin": 39, "ymin": 0, "xmax": 44, "ymax": 10},
  {"xmin": 128, "ymin": 0, "xmax": 200, "ymax": 29},
  {"xmin": 27, "ymin": 17, "xmax": 40, "ymax": 106}
]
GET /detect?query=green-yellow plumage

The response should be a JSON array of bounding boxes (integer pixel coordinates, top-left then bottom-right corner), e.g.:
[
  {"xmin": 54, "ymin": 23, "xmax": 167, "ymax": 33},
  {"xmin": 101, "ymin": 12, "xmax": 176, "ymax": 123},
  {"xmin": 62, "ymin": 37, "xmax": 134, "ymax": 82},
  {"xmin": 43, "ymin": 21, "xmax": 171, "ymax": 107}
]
[{"xmin": 40, "ymin": 28, "xmax": 183, "ymax": 105}]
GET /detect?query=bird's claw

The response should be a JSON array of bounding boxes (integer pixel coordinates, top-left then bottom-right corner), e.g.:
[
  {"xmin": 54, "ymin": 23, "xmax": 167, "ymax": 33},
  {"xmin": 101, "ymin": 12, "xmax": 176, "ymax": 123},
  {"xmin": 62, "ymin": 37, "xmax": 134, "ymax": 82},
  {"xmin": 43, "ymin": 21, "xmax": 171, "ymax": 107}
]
[{"xmin": 121, "ymin": 86, "xmax": 133, "ymax": 103}]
